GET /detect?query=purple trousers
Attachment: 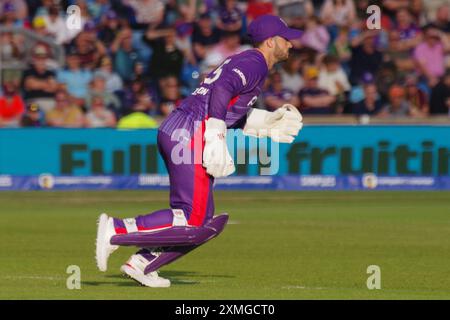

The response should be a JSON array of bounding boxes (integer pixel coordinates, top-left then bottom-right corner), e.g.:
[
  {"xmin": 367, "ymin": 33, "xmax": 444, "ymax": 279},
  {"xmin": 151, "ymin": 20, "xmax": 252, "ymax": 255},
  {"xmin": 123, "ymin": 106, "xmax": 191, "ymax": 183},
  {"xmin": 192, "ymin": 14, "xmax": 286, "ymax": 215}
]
[
  {"xmin": 112, "ymin": 123, "xmax": 225, "ymax": 273},
  {"xmin": 114, "ymin": 125, "xmax": 214, "ymax": 232}
]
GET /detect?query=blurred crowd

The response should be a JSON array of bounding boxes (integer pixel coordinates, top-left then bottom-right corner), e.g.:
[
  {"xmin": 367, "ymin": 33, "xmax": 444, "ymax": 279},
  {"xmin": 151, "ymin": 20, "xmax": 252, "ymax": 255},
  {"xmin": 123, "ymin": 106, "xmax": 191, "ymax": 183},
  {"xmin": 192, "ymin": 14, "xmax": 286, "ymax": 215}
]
[{"xmin": 0, "ymin": 0, "xmax": 450, "ymax": 129}]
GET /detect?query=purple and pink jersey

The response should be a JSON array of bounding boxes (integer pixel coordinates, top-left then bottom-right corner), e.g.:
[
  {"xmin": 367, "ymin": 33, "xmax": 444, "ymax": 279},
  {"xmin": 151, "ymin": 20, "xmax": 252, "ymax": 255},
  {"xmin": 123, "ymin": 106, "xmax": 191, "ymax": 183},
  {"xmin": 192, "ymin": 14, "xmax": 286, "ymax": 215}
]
[
  {"xmin": 159, "ymin": 49, "xmax": 269, "ymax": 138},
  {"xmin": 112, "ymin": 50, "xmax": 269, "ymax": 272},
  {"xmin": 115, "ymin": 49, "xmax": 269, "ymax": 231}
]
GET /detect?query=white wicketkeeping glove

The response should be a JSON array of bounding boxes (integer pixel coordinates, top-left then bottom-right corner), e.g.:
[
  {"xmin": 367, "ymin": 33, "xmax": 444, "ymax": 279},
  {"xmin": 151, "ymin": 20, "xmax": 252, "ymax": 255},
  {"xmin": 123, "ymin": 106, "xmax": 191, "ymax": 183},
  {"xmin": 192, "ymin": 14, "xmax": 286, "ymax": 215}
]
[
  {"xmin": 203, "ymin": 117, "xmax": 235, "ymax": 178},
  {"xmin": 243, "ymin": 104, "xmax": 303, "ymax": 143}
]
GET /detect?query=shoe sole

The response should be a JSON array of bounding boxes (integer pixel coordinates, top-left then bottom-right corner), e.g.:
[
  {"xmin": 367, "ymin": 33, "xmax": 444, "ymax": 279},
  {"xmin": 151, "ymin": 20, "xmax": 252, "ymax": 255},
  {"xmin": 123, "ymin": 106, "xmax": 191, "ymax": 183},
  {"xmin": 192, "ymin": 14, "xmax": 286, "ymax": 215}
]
[
  {"xmin": 95, "ymin": 213, "xmax": 109, "ymax": 272},
  {"xmin": 120, "ymin": 265, "xmax": 170, "ymax": 288}
]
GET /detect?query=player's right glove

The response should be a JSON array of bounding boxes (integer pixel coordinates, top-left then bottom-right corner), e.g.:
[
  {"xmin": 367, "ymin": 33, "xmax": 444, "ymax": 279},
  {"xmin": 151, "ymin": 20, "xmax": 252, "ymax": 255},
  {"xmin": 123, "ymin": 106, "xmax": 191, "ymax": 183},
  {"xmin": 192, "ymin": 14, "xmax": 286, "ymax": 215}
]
[
  {"xmin": 203, "ymin": 117, "xmax": 235, "ymax": 178},
  {"xmin": 243, "ymin": 104, "xmax": 303, "ymax": 143}
]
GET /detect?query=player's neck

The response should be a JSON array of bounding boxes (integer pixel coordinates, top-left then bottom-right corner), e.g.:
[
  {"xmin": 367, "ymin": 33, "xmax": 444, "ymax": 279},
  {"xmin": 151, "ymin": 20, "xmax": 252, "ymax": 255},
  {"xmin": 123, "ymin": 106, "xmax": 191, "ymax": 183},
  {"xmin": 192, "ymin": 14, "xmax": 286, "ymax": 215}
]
[{"xmin": 255, "ymin": 48, "xmax": 274, "ymax": 70}]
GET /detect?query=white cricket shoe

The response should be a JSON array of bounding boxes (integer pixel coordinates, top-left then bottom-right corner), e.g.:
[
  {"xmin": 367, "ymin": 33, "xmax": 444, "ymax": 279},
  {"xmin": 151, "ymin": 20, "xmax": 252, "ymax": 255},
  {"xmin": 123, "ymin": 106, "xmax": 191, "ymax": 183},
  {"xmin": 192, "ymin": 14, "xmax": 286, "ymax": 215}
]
[
  {"xmin": 120, "ymin": 254, "xmax": 171, "ymax": 288},
  {"xmin": 96, "ymin": 213, "xmax": 119, "ymax": 272}
]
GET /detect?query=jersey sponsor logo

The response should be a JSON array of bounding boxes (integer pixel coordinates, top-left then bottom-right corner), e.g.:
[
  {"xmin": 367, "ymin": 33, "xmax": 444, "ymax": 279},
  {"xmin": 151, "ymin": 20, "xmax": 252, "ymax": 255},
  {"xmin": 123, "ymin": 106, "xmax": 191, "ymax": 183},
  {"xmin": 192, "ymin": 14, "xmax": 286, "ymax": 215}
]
[
  {"xmin": 247, "ymin": 96, "xmax": 258, "ymax": 107},
  {"xmin": 232, "ymin": 68, "xmax": 247, "ymax": 86},
  {"xmin": 192, "ymin": 87, "xmax": 209, "ymax": 96}
]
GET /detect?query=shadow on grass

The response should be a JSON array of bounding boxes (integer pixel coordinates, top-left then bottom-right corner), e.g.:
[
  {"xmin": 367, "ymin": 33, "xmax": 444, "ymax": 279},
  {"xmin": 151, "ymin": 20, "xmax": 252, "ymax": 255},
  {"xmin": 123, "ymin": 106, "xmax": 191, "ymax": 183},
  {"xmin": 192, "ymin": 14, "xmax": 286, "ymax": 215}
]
[
  {"xmin": 82, "ymin": 280, "xmax": 138, "ymax": 287},
  {"xmin": 83, "ymin": 271, "xmax": 234, "ymax": 287}
]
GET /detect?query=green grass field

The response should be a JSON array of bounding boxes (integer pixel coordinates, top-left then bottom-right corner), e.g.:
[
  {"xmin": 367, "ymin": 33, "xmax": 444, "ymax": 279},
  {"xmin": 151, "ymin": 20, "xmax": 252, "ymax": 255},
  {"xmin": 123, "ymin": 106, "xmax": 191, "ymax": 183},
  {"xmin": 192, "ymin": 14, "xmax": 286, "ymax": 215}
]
[{"xmin": 0, "ymin": 190, "xmax": 449, "ymax": 299}]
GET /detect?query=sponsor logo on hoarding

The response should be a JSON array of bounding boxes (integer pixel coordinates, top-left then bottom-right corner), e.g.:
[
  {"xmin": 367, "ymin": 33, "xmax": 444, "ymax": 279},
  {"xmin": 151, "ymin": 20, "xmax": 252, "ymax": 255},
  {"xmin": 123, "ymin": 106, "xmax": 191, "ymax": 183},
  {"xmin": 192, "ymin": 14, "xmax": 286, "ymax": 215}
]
[
  {"xmin": 60, "ymin": 144, "xmax": 159, "ymax": 175},
  {"xmin": 287, "ymin": 141, "xmax": 450, "ymax": 175},
  {"xmin": 38, "ymin": 174, "xmax": 113, "ymax": 189},
  {"xmin": 300, "ymin": 175, "xmax": 336, "ymax": 188},
  {"xmin": 0, "ymin": 175, "xmax": 12, "ymax": 187},
  {"xmin": 362, "ymin": 174, "xmax": 435, "ymax": 189},
  {"xmin": 376, "ymin": 177, "xmax": 435, "ymax": 187},
  {"xmin": 362, "ymin": 173, "xmax": 378, "ymax": 189},
  {"xmin": 215, "ymin": 176, "xmax": 273, "ymax": 186},
  {"xmin": 138, "ymin": 175, "xmax": 170, "ymax": 186},
  {"xmin": 38, "ymin": 174, "xmax": 55, "ymax": 189}
]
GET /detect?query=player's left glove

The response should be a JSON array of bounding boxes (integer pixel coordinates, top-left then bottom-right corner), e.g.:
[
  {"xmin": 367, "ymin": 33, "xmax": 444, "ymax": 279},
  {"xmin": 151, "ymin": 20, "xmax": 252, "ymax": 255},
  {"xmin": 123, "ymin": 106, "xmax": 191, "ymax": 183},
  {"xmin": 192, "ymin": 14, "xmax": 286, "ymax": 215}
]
[
  {"xmin": 203, "ymin": 117, "xmax": 235, "ymax": 178},
  {"xmin": 243, "ymin": 104, "xmax": 303, "ymax": 143}
]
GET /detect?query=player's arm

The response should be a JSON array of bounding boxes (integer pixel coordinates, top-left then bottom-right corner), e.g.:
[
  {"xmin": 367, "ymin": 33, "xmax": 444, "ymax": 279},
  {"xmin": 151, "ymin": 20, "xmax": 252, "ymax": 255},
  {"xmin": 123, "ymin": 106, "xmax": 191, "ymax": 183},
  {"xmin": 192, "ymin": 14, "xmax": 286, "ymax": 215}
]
[
  {"xmin": 207, "ymin": 63, "xmax": 303, "ymax": 143},
  {"xmin": 224, "ymin": 92, "xmax": 304, "ymax": 143},
  {"xmin": 242, "ymin": 105, "xmax": 303, "ymax": 143}
]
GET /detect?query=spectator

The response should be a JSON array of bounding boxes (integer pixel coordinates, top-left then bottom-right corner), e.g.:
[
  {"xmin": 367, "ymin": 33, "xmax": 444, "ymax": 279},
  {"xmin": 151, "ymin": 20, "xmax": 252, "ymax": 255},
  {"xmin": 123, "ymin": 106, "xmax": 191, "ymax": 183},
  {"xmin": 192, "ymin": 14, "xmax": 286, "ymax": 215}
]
[
  {"xmin": 133, "ymin": 61, "xmax": 152, "ymax": 84},
  {"xmin": 158, "ymin": 75, "xmax": 183, "ymax": 116},
  {"xmin": 329, "ymin": 26, "xmax": 352, "ymax": 66},
  {"xmin": 46, "ymin": 90, "xmax": 85, "ymax": 128},
  {"xmin": 352, "ymin": 83, "xmax": 384, "ymax": 116},
  {"xmin": 162, "ymin": 0, "xmax": 181, "ymax": 26},
  {"xmin": 349, "ymin": 31, "xmax": 383, "ymax": 85},
  {"xmin": 124, "ymin": 0, "xmax": 165, "ymax": 29},
  {"xmin": 41, "ymin": 3, "xmax": 80, "ymax": 45},
  {"xmin": 88, "ymin": 0, "xmax": 112, "ymax": 22},
  {"xmin": 320, "ymin": 0, "xmax": 356, "ymax": 28},
  {"xmin": 298, "ymin": 66, "xmax": 336, "ymax": 114},
  {"xmin": 0, "ymin": 2, "xmax": 26, "ymax": 28},
  {"xmin": 429, "ymin": 70, "xmax": 450, "ymax": 115},
  {"xmin": 379, "ymin": 85, "xmax": 424, "ymax": 118},
  {"xmin": 263, "ymin": 71, "xmax": 298, "ymax": 111},
  {"xmin": 423, "ymin": 1, "xmax": 449, "ymax": 26},
  {"xmin": 384, "ymin": 9, "xmax": 422, "ymax": 75},
  {"xmin": 404, "ymin": 73, "xmax": 429, "ymax": 115},
  {"xmin": 57, "ymin": 49, "xmax": 93, "ymax": 106},
  {"xmin": 71, "ymin": 21, "xmax": 107, "ymax": 70},
  {"xmin": 192, "ymin": 12, "xmax": 222, "ymax": 63},
  {"xmin": 409, "ymin": 0, "xmax": 427, "ymax": 26},
  {"xmin": 134, "ymin": 90, "xmax": 157, "ymax": 116},
  {"xmin": 381, "ymin": 0, "xmax": 410, "ymax": 22},
  {"xmin": 85, "ymin": 74, "xmax": 121, "ymax": 112},
  {"xmin": 394, "ymin": 8, "xmax": 422, "ymax": 44},
  {"xmin": 0, "ymin": 31, "xmax": 25, "ymax": 69},
  {"xmin": 85, "ymin": 96, "xmax": 117, "ymax": 128},
  {"xmin": 318, "ymin": 54, "xmax": 350, "ymax": 113},
  {"xmin": 385, "ymin": 29, "xmax": 415, "ymax": 75},
  {"xmin": 246, "ymin": 0, "xmax": 275, "ymax": 23},
  {"xmin": 279, "ymin": 52, "xmax": 304, "ymax": 94},
  {"xmin": 123, "ymin": 78, "xmax": 154, "ymax": 111},
  {"xmin": 413, "ymin": 24, "xmax": 449, "ymax": 87},
  {"xmin": 31, "ymin": 15, "xmax": 50, "ymax": 38},
  {"xmin": 274, "ymin": 0, "xmax": 313, "ymax": 26},
  {"xmin": 144, "ymin": 28, "xmax": 185, "ymax": 82},
  {"xmin": 98, "ymin": 10, "xmax": 122, "ymax": 49},
  {"xmin": 0, "ymin": 0, "xmax": 28, "ymax": 21},
  {"xmin": 375, "ymin": 62, "xmax": 399, "ymax": 101},
  {"xmin": 216, "ymin": 0, "xmax": 244, "ymax": 33},
  {"xmin": 349, "ymin": 71, "xmax": 375, "ymax": 104},
  {"xmin": 94, "ymin": 56, "xmax": 124, "ymax": 93},
  {"xmin": 20, "ymin": 102, "xmax": 45, "ymax": 127},
  {"xmin": 300, "ymin": 16, "xmax": 330, "ymax": 54},
  {"xmin": 173, "ymin": 12, "xmax": 197, "ymax": 66},
  {"xmin": 318, "ymin": 54, "xmax": 351, "ymax": 96},
  {"xmin": 177, "ymin": 0, "xmax": 208, "ymax": 22},
  {"xmin": 0, "ymin": 81, "xmax": 25, "ymax": 127},
  {"xmin": 111, "ymin": 28, "xmax": 140, "ymax": 83},
  {"xmin": 117, "ymin": 102, "xmax": 159, "ymax": 129},
  {"xmin": 202, "ymin": 31, "xmax": 250, "ymax": 75},
  {"xmin": 22, "ymin": 45, "xmax": 58, "ymax": 112},
  {"xmin": 434, "ymin": 5, "xmax": 450, "ymax": 33}
]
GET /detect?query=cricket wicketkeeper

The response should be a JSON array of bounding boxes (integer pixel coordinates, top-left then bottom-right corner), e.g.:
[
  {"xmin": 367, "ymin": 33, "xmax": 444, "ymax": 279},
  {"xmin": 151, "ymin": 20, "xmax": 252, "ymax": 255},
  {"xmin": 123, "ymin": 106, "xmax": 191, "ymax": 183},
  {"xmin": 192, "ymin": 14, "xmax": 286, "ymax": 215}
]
[{"xmin": 96, "ymin": 15, "xmax": 304, "ymax": 287}]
